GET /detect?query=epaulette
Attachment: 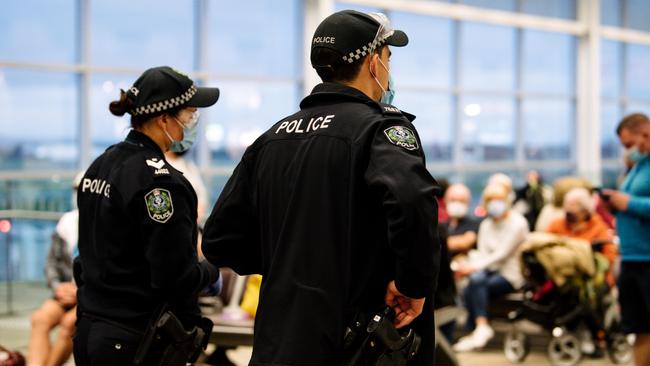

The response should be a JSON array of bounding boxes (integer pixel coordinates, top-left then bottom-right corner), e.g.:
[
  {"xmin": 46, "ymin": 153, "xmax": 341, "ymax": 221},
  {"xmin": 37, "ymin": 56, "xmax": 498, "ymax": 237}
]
[
  {"xmin": 143, "ymin": 156, "xmax": 172, "ymax": 177},
  {"xmin": 378, "ymin": 102, "xmax": 415, "ymax": 122},
  {"xmin": 379, "ymin": 103, "xmax": 403, "ymax": 116}
]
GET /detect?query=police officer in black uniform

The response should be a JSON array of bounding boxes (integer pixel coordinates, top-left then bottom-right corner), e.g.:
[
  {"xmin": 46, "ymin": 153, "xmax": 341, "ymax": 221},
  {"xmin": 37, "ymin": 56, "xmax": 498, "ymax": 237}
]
[
  {"xmin": 73, "ymin": 66, "xmax": 221, "ymax": 366},
  {"xmin": 202, "ymin": 10, "xmax": 440, "ymax": 366}
]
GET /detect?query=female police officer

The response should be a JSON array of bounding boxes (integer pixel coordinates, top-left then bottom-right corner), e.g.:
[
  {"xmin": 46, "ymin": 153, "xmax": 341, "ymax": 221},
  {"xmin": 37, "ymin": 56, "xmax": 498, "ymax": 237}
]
[{"xmin": 73, "ymin": 66, "xmax": 220, "ymax": 366}]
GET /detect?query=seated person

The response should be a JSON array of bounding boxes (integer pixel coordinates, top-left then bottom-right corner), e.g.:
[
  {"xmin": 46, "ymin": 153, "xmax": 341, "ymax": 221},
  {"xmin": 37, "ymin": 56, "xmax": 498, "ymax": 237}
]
[
  {"xmin": 27, "ymin": 176, "xmax": 80, "ymax": 366},
  {"xmin": 535, "ymin": 176, "xmax": 592, "ymax": 232},
  {"xmin": 546, "ymin": 187, "xmax": 618, "ymax": 285},
  {"xmin": 514, "ymin": 170, "xmax": 549, "ymax": 231},
  {"xmin": 444, "ymin": 183, "xmax": 481, "ymax": 256},
  {"xmin": 453, "ymin": 183, "xmax": 529, "ymax": 352}
]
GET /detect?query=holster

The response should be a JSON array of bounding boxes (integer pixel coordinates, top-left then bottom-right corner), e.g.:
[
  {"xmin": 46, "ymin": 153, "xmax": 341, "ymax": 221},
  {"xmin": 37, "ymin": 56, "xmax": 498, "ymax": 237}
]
[
  {"xmin": 134, "ymin": 305, "xmax": 213, "ymax": 366},
  {"xmin": 343, "ymin": 306, "xmax": 421, "ymax": 366}
]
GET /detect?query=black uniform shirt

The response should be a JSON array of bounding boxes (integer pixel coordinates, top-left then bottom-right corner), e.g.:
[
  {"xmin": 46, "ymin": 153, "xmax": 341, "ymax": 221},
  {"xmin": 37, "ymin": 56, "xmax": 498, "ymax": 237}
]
[
  {"xmin": 202, "ymin": 82, "xmax": 440, "ymax": 365},
  {"xmin": 75, "ymin": 130, "xmax": 218, "ymax": 329}
]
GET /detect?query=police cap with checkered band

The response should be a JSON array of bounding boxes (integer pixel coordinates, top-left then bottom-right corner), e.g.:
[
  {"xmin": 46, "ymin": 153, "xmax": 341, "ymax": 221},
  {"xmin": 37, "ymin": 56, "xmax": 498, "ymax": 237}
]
[
  {"xmin": 310, "ymin": 10, "xmax": 408, "ymax": 69},
  {"xmin": 124, "ymin": 66, "xmax": 219, "ymax": 116}
]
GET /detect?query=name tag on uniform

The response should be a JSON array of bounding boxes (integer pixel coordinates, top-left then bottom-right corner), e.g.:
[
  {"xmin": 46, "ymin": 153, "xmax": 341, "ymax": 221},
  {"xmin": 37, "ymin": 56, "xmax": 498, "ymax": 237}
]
[{"xmin": 275, "ymin": 114, "xmax": 335, "ymax": 135}]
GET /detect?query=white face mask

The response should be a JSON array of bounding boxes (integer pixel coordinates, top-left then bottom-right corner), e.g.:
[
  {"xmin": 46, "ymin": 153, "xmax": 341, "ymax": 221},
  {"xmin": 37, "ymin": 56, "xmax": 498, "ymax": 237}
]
[
  {"xmin": 446, "ymin": 201, "xmax": 468, "ymax": 218},
  {"xmin": 487, "ymin": 200, "xmax": 508, "ymax": 218}
]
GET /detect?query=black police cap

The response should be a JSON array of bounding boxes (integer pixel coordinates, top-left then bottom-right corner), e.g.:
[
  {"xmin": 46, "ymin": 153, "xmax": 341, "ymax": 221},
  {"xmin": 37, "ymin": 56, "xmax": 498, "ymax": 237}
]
[
  {"xmin": 310, "ymin": 10, "xmax": 408, "ymax": 68},
  {"xmin": 125, "ymin": 66, "xmax": 219, "ymax": 116}
]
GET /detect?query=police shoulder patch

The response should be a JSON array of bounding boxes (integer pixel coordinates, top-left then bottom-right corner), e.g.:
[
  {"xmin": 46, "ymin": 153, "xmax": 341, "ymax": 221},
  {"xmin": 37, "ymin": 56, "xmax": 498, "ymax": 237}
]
[
  {"xmin": 383, "ymin": 126, "xmax": 419, "ymax": 151},
  {"xmin": 144, "ymin": 188, "xmax": 174, "ymax": 223}
]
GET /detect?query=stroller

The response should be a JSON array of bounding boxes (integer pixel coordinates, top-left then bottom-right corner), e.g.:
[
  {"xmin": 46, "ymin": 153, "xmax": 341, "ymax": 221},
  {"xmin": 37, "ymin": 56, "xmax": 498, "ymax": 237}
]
[{"xmin": 502, "ymin": 233, "xmax": 632, "ymax": 366}]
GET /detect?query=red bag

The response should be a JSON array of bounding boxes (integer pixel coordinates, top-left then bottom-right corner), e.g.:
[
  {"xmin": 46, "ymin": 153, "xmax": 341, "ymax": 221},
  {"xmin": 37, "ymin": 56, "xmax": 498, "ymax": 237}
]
[{"xmin": 0, "ymin": 345, "xmax": 25, "ymax": 366}]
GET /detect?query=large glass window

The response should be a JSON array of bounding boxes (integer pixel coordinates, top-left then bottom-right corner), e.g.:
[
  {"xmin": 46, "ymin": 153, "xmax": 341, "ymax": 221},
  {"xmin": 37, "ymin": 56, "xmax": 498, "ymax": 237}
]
[
  {"xmin": 602, "ymin": 166, "xmax": 625, "ymax": 189},
  {"xmin": 0, "ymin": 178, "xmax": 74, "ymax": 212},
  {"xmin": 4, "ymin": 0, "xmax": 650, "ymax": 283},
  {"xmin": 390, "ymin": 13, "xmax": 452, "ymax": 88},
  {"xmin": 397, "ymin": 92, "xmax": 452, "ymax": 161},
  {"xmin": 2, "ymin": 219, "xmax": 57, "ymax": 282},
  {"xmin": 460, "ymin": 96, "xmax": 515, "ymax": 162},
  {"xmin": 522, "ymin": 30, "xmax": 574, "ymax": 95},
  {"xmin": 601, "ymin": 0, "xmax": 622, "ymax": 27},
  {"xmin": 0, "ymin": 0, "xmax": 76, "ymax": 64},
  {"xmin": 523, "ymin": 99, "xmax": 573, "ymax": 160},
  {"xmin": 626, "ymin": 0, "xmax": 650, "ymax": 32},
  {"xmin": 334, "ymin": 4, "xmax": 378, "ymax": 13},
  {"xmin": 89, "ymin": 74, "xmax": 134, "ymax": 158},
  {"xmin": 0, "ymin": 69, "xmax": 78, "ymax": 170},
  {"xmin": 461, "ymin": 0, "xmax": 516, "ymax": 12},
  {"xmin": 208, "ymin": 0, "xmax": 299, "ymax": 79},
  {"xmin": 601, "ymin": 101, "xmax": 622, "ymax": 159},
  {"xmin": 626, "ymin": 44, "xmax": 650, "ymax": 99},
  {"xmin": 461, "ymin": 23, "xmax": 516, "ymax": 91},
  {"xmin": 520, "ymin": 0, "xmax": 576, "ymax": 20},
  {"xmin": 206, "ymin": 81, "xmax": 298, "ymax": 164},
  {"xmin": 91, "ymin": 0, "xmax": 194, "ymax": 70},
  {"xmin": 601, "ymin": 40, "xmax": 622, "ymax": 98},
  {"xmin": 626, "ymin": 102, "xmax": 650, "ymax": 116}
]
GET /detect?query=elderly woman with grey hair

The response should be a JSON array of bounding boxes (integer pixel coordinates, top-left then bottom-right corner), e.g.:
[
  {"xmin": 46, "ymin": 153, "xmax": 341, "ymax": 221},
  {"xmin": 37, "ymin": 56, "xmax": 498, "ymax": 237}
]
[{"xmin": 546, "ymin": 187, "xmax": 617, "ymax": 283}]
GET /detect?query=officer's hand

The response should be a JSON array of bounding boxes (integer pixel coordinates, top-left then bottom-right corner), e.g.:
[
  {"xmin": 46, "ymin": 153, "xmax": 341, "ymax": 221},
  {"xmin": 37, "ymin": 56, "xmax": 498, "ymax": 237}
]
[{"xmin": 384, "ymin": 281, "xmax": 425, "ymax": 329}]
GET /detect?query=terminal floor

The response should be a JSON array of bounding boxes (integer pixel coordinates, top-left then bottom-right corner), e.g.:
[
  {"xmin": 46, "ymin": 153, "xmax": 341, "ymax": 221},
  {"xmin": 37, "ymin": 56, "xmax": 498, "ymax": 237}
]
[{"xmin": 0, "ymin": 282, "xmax": 627, "ymax": 366}]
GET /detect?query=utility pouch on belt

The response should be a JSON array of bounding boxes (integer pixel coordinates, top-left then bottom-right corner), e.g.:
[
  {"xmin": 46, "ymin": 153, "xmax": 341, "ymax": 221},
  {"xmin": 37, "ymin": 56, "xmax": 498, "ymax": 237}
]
[
  {"xmin": 343, "ymin": 306, "xmax": 421, "ymax": 366},
  {"xmin": 134, "ymin": 305, "xmax": 213, "ymax": 366}
]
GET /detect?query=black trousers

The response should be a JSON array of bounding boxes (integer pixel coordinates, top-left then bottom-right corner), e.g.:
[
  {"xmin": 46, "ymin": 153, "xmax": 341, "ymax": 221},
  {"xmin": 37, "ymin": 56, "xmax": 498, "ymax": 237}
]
[{"xmin": 73, "ymin": 315, "xmax": 162, "ymax": 366}]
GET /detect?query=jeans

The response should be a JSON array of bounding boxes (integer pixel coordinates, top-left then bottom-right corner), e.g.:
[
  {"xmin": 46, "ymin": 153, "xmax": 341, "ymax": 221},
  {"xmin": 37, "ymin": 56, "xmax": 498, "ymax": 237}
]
[{"xmin": 463, "ymin": 270, "xmax": 514, "ymax": 330}]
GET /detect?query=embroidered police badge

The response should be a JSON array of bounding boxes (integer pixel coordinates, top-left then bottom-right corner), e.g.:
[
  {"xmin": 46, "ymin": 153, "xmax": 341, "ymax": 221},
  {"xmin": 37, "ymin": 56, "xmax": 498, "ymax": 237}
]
[
  {"xmin": 144, "ymin": 188, "xmax": 174, "ymax": 223},
  {"xmin": 384, "ymin": 126, "xmax": 419, "ymax": 151}
]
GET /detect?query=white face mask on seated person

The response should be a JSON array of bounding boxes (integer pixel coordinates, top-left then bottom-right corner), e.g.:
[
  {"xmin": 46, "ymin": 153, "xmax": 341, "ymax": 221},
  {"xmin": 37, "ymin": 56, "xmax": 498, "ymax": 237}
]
[
  {"xmin": 486, "ymin": 200, "xmax": 507, "ymax": 219},
  {"xmin": 446, "ymin": 201, "xmax": 469, "ymax": 219}
]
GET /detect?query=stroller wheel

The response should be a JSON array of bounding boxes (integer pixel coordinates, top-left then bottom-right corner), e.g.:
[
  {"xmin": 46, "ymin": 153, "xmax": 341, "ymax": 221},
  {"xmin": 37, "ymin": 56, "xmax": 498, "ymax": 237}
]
[
  {"xmin": 608, "ymin": 333, "xmax": 633, "ymax": 364},
  {"xmin": 504, "ymin": 327, "xmax": 529, "ymax": 363},
  {"xmin": 547, "ymin": 332, "xmax": 582, "ymax": 366}
]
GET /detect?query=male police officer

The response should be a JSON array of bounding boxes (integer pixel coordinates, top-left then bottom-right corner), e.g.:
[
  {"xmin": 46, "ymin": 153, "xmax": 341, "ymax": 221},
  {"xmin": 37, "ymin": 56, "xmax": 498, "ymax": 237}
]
[{"xmin": 203, "ymin": 10, "xmax": 440, "ymax": 366}]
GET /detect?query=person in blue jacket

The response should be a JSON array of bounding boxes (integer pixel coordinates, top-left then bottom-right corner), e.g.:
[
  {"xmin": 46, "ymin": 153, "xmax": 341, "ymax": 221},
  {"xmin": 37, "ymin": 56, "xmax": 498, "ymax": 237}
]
[{"xmin": 603, "ymin": 113, "xmax": 650, "ymax": 366}]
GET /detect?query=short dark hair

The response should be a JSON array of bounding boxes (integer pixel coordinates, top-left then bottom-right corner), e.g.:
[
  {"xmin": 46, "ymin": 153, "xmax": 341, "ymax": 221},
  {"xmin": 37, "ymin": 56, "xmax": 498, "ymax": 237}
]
[
  {"xmin": 311, "ymin": 46, "xmax": 384, "ymax": 83},
  {"xmin": 617, "ymin": 113, "xmax": 650, "ymax": 136}
]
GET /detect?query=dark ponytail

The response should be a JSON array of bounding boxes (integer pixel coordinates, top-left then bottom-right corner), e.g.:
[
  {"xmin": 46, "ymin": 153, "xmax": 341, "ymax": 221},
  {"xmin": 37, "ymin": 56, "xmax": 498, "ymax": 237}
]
[{"xmin": 109, "ymin": 89, "xmax": 134, "ymax": 117}]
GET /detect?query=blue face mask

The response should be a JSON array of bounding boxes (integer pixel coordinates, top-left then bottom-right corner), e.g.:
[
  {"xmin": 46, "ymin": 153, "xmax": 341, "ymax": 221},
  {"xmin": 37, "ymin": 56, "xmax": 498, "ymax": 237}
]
[
  {"xmin": 381, "ymin": 75, "xmax": 396, "ymax": 105},
  {"xmin": 628, "ymin": 146, "xmax": 648, "ymax": 163},
  {"xmin": 165, "ymin": 110, "xmax": 199, "ymax": 153},
  {"xmin": 372, "ymin": 58, "xmax": 396, "ymax": 105}
]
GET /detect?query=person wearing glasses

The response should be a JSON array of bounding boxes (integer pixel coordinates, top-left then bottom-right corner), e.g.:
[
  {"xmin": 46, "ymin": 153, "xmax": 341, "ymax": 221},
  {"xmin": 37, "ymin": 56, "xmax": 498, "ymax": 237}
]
[{"xmin": 73, "ymin": 66, "xmax": 221, "ymax": 366}]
